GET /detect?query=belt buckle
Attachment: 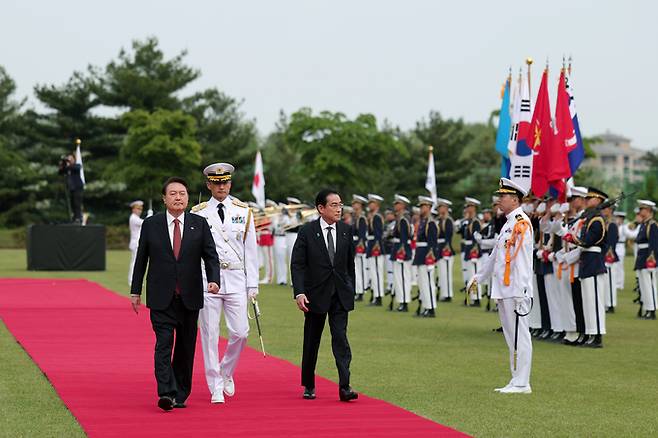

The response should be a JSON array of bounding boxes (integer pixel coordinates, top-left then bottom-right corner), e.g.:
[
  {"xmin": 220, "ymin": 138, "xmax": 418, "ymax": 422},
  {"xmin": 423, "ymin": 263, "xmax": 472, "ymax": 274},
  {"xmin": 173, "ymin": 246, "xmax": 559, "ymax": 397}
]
[{"xmin": 220, "ymin": 261, "xmax": 230, "ymax": 269}]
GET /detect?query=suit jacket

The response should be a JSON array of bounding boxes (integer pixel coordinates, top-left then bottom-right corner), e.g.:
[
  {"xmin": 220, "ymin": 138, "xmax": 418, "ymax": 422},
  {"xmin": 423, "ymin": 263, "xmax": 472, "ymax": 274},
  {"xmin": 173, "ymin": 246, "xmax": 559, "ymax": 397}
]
[
  {"xmin": 291, "ymin": 219, "xmax": 356, "ymax": 314},
  {"xmin": 130, "ymin": 212, "xmax": 220, "ymax": 311}
]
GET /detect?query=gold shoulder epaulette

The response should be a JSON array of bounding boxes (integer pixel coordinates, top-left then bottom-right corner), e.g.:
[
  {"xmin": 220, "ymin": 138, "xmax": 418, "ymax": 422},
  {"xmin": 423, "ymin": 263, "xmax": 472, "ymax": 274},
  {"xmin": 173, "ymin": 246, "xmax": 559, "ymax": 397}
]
[
  {"xmin": 191, "ymin": 202, "xmax": 208, "ymax": 213},
  {"xmin": 232, "ymin": 198, "xmax": 248, "ymax": 208}
]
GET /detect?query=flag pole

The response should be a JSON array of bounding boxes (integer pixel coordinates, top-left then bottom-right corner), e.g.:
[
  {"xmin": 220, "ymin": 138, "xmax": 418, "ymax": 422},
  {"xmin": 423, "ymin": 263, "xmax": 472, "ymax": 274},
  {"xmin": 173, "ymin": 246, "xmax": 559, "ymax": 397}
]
[{"xmin": 526, "ymin": 57, "xmax": 533, "ymax": 98}]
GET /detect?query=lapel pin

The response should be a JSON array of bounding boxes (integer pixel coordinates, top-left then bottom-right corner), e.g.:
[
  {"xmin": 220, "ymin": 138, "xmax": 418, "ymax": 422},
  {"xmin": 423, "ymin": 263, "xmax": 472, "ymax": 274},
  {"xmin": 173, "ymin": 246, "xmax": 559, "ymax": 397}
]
[
  {"xmin": 190, "ymin": 226, "xmax": 195, "ymax": 230},
  {"xmin": 316, "ymin": 233, "xmax": 320, "ymax": 237}
]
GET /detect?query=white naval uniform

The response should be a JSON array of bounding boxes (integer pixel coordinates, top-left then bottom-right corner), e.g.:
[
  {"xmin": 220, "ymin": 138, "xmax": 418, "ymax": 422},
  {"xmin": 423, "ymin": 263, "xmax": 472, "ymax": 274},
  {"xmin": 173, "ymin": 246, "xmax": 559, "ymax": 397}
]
[
  {"xmin": 473, "ymin": 207, "xmax": 534, "ymax": 388},
  {"xmin": 272, "ymin": 214, "xmax": 290, "ymax": 285},
  {"xmin": 193, "ymin": 196, "xmax": 258, "ymax": 397},
  {"xmin": 614, "ymin": 223, "xmax": 629, "ymax": 290},
  {"xmin": 127, "ymin": 213, "xmax": 143, "ymax": 285}
]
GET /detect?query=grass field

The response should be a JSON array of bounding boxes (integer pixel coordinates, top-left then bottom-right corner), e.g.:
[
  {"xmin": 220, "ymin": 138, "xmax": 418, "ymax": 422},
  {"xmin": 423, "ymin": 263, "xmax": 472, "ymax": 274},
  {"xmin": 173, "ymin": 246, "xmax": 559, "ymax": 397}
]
[{"xmin": 1, "ymin": 248, "xmax": 658, "ymax": 437}]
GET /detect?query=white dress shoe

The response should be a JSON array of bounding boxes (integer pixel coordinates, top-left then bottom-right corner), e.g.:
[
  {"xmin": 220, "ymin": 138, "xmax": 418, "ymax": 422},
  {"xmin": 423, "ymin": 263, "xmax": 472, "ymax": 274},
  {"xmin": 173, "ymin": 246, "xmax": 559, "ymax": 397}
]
[
  {"xmin": 494, "ymin": 384, "xmax": 512, "ymax": 392},
  {"xmin": 223, "ymin": 377, "xmax": 235, "ymax": 397},
  {"xmin": 499, "ymin": 385, "xmax": 532, "ymax": 394},
  {"xmin": 211, "ymin": 390, "xmax": 225, "ymax": 404}
]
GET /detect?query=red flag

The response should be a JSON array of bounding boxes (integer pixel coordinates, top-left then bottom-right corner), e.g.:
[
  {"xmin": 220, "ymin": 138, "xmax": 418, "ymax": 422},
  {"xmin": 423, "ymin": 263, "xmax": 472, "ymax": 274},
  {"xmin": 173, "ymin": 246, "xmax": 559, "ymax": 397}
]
[
  {"xmin": 530, "ymin": 69, "xmax": 570, "ymax": 198},
  {"xmin": 552, "ymin": 69, "xmax": 576, "ymax": 199}
]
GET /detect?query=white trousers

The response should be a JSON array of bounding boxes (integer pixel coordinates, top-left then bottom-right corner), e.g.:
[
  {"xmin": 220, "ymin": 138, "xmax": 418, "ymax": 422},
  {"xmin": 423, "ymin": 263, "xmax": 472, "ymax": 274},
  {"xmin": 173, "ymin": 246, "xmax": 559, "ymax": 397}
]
[
  {"xmin": 386, "ymin": 258, "xmax": 394, "ymax": 290},
  {"xmin": 273, "ymin": 236, "xmax": 288, "ymax": 285},
  {"xmin": 543, "ymin": 273, "xmax": 561, "ymax": 332},
  {"xmin": 411, "ymin": 263, "xmax": 418, "ymax": 286},
  {"xmin": 438, "ymin": 256, "xmax": 454, "ymax": 299},
  {"xmin": 258, "ymin": 245, "xmax": 273, "ymax": 283},
  {"xmin": 199, "ymin": 292, "xmax": 249, "ymax": 395},
  {"xmin": 528, "ymin": 275, "xmax": 542, "ymax": 330},
  {"xmin": 368, "ymin": 256, "xmax": 386, "ymax": 298},
  {"xmin": 393, "ymin": 260, "xmax": 412, "ymax": 304},
  {"xmin": 355, "ymin": 254, "xmax": 367, "ymax": 295},
  {"xmin": 603, "ymin": 265, "xmax": 618, "ymax": 308},
  {"xmin": 554, "ymin": 267, "xmax": 577, "ymax": 332},
  {"xmin": 285, "ymin": 233, "xmax": 298, "ymax": 283},
  {"xmin": 418, "ymin": 264, "xmax": 437, "ymax": 311},
  {"xmin": 614, "ymin": 244, "xmax": 626, "ymax": 289},
  {"xmin": 638, "ymin": 269, "xmax": 658, "ymax": 312},
  {"xmin": 128, "ymin": 247, "xmax": 138, "ymax": 286},
  {"xmin": 498, "ymin": 298, "xmax": 533, "ymax": 387},
  {"xmin": 580, "ymin": 275, "xmax": 606, "ymax": 335}
]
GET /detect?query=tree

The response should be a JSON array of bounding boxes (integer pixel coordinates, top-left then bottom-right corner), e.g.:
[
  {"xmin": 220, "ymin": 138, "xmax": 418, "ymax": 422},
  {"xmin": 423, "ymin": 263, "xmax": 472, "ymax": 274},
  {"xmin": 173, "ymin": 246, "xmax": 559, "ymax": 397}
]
[{"xmin": 119, "ymin": 109, "xmax": 202, "ymax": 200}]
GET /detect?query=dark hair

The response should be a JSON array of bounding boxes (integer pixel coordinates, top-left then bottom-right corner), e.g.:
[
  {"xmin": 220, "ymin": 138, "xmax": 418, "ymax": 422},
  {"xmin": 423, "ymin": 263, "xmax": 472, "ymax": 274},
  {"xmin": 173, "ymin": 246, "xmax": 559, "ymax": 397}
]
[
  {"xmin": 315, "ymin": 188, "xmax": 340, "ymax": 207},
  {"xmin": 162, "ymin": 176, "xmax": 189, "ymax": 195}
]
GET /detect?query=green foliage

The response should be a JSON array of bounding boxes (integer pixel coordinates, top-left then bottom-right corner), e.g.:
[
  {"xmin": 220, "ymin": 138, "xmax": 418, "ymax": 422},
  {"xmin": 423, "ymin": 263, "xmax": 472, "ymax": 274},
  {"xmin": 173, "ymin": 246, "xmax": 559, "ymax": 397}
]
[{"xmin": 119, "ymin": 109, "xmax": 202, "ymax": 198}]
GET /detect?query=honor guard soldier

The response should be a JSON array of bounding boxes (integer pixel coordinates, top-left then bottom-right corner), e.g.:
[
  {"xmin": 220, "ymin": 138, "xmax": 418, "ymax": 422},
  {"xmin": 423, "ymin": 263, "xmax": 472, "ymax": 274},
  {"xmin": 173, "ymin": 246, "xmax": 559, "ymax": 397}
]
[
  {"xmin": 273, "ymin": 204, "xmax": 291, "ymax": 285},
  {"xmin": 384, "ymin": 209, "xmax": 397, "ymax": 294},
  {"xmin": 128, "ymin": 200, "xmax": 145, "ymax": 285},
  {"xmin": 436, "ymin": 198, "xmax": 455, "ymax": 302},
  {"xmin": 285, "ymin": 197, "xmax": 303, "ymax": 275},
  {"xmin": 351, "ymin": 195, "xmax": 369, "ymax": 301},
  {"xmin": 366, "ymin": 194, "xmax": 386, "ymax": 305},
  {"xmin": 469, "ymin": 178, "xmax": 534, "ymax": 394},
  {"xmin": 192, "ymin": 162, "xmax": 259, "ymax": 403},
  {"xmin": 413, "ymin": 196, "xmax": 438, "ymax": 317},
  {"xmin": 475, "ymin": 206, "xmax": 497, "ymax": 310},
  {"xmin": 613, "ymin": 211, "xmax": 629, "ymax": 291},
  {"xmin": 256, "ymin": 201, "xmax": 275, "ymax": 284},
  {"xmin": 632, "ymin": 200, "xmax": 658, "ymax": 319},
  {"xmin": 390, "ymin": 194, "xmax": 412, "ymax": 311},
  {"xmin": 563, "ymin": 187, "xmax": 608, "ymax": 348},
  {"xmin": 459, "ymin": 197, "xmax": 482, "ymax": 305},
  {"xmin": 602, "ymin": 205, "xmax": 619, "ymax": 313}
]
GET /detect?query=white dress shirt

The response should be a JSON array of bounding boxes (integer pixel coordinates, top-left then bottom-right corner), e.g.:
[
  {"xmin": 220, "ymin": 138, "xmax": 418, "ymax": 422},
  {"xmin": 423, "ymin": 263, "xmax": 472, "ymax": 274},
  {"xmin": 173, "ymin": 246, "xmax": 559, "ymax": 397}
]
[
  {"xmin": 166, "ymin": 210, "xmax": 185, "ymax": 250},
  {"xmin": 320, "ymin": 216, "xmax": 337, "ymax": 253}
]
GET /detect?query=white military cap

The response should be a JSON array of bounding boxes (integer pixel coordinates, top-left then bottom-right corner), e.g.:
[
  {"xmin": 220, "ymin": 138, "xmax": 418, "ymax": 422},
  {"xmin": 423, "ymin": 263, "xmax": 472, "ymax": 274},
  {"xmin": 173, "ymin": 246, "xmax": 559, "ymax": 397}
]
[
  {"xmin": 265, "ymin": 199, "xmax": 277, "ymax": 207},
  {"xmin": 495, "ymin": 177, "xmax": 528, "ymax": 197},
  {"xmin": 287, "ymin": 197, "xmax": 301, "ymax": 204},
  {"xmin": 203, "ymin": 162, "xmax": 234, "ymax": 182},
  {"xmin": 343, "ymin": 205, "xmax": 353, "ymax": 213},
  {"xmin": 550, "ymin": 202, "xmax": 561, "ymax": 214},
  {"xmin": 394, "ymin": 194, "xmax": 410, "ymax": 205},
  {"xmin": 464, "ymin": 197, "xmax": 481, "ymax": 207},
  {"xmin": 417, "ymin": 195, "xmax": 434, "ymax": 206},
  {"xmin": 412, "ymin": 206, "xmax": 420, "ymax": 214},
  {"xmin": 492, "ymin": 195, "xmax": 500, "ymax": 203},
  {"xmin": 613, "ymin": 211, "xmax": 626, "ymax": 217},
  {"xmin": 367, "ymin": 193, "xmax": 384, "ymax": 203},
  {"xmin": 352, "ymin": 194, "xmax": 368, "ymax": 205},
  {"xmin": 637, "ymin": 199, "xmax": 657, "ymax": 210},
  {"xmin": 559, "ymin": 203, "xmax": 570, "ymax": 213},
  {"xmin": 570, "ymin": 185, "xmax": 588, "ymax": 198},
  {"xmin": 536, "ymin": 202, "xmax": 546, "ymax": 214},
  {"xmin": 248, "ymin": 201, "xmax": 260, "ymax": 209},
  {"xmin": 129, "ymin": 200, "xmax": 144, "ymax": 208},
  {"xmin": 436, "ymin": 197, "xmax": 452, "ymax": 206}
]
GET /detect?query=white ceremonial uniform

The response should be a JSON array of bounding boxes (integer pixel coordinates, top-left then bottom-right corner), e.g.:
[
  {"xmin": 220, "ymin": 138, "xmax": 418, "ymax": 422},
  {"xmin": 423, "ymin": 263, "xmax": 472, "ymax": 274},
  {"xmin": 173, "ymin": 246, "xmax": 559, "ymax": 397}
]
[
  {"xmin": 193, "ymin": 196, "xmax": 258, "ymax": 397},
  {"xmin": 272, "ymin": 214, "xmax": 290, "ymax": 285},
  {"xmin": 127, "ymin": 213, "xmax": 143, "ymax": 285},
  {"xmin": 473, "ymin": 207, "xmax": 534, "ymax": 389},
  {"xmin": 614, "ymin": 223, "xmax": 629, "ymax": 290}
]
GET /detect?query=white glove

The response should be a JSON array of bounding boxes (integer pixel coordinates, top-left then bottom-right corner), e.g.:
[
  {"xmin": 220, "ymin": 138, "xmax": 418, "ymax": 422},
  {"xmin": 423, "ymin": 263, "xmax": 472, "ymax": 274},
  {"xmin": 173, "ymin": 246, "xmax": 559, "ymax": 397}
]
[
  {"xmin": 514, "ymin": 296, "xmax": 531, "ymax": 314},
  {"xmin": 548, "ymin": 252, "xmax": 555, "ymax": 262},
  {"xmin": 247, "ymin": 288, "xmax": 258, "ymax": 300},
  {"xmin": 473, "ymin": 231, "xmax": 482, "ymax": 243},
  {"xmin": 536, "ymin": 202, "xmax": 546, "ymax": 214},
  {"xmin": 536, "ymin": 249, "xmax": 544, "ymax": 260}
]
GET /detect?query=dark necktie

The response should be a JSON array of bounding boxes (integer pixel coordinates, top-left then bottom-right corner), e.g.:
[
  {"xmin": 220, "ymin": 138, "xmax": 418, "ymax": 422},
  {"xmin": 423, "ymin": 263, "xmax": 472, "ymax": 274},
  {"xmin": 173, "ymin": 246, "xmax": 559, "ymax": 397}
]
[
  {"xmin": 326, "ymin": 226, "xmax": 335, "ymax": 264},
  {"xmin": 218, "ymin": 203, "xmax": 225, "ymax": 223}
]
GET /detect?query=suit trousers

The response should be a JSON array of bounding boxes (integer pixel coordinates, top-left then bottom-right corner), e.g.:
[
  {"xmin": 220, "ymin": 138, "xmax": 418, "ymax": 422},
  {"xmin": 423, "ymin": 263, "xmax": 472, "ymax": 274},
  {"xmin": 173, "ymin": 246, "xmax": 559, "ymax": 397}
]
[
  {"xmin": 301, "ymin": 294, "xmax": 351, "ymax": 390},
  {"xmin": 149, "ymin": 295, "xmax": 199, "ymax": 402}
]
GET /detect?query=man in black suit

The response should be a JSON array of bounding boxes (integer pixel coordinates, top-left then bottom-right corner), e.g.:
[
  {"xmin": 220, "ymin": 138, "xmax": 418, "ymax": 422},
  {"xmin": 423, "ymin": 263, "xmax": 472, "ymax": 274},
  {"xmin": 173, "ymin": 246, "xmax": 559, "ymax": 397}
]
[
  {"xmin": 130, "ymin": 177, "xmax": 221, "ymax": 411},
  {"xmin": 291, "ymin": 189, "xmax": 358, "ymax": 402},
  {"xmin": 58, "ymin": 153, "xmax": 84, "ymax": 223}
]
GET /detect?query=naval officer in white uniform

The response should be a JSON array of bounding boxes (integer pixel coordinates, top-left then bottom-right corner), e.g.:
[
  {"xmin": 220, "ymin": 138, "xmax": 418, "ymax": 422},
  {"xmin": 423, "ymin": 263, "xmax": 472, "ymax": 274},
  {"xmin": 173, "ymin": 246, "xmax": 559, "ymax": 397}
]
[
  {"xmin": 470, "ymin": 178, "xmax": 534, "ymax": 394},
  {"xmin": 192, "ymin": 162, "xmax": 259, "ymax": 404},
  {"xmin": 128, "ymin": 200, "xmax": 144, "ymax": 285}
]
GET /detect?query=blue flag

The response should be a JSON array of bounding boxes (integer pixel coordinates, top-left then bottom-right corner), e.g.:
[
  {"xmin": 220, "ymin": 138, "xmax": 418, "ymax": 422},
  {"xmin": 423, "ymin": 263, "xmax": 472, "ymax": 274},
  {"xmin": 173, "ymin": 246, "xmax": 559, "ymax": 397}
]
[
  {"xmin": 566, "ymin": 73, "xmax": 584, "ymax": 174},
  {"xmin": 495, "ymin": 79, "xmax": 512, "ymax": 177}
]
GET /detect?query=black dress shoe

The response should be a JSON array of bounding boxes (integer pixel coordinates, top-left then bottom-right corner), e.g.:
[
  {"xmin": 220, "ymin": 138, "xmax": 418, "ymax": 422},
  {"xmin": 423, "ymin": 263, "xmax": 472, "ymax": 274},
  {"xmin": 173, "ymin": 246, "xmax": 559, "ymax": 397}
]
[
  {"xmin": 339, "ymin": 387, "xmax": 358, "ymax": 402},
  {"xmin": 576, "ymin": 334, "xmax": 590, "ymax": 346},
  {"xmin": 470, "ymin": 299, "xmax": 481, "ymax": 307},
  {"xmin": 422, "ymin": 309, "xmax": 436, "ymax": 318},
  {"xmin": 173, "ymin": 401, "xmax": 186, "ymax": 408},
  {"xmin": 643, "ymin": 311, "xmax": 656, "ymax": 320},
  {"xmin": 158, "ymin": 396, "xmax": 174, "ymax": 411},
  {"xmin": 303, "ymin": 387, "xmax": 316, "ymax": 400},
  {"xmin": 583, "ymin": 334, "xmax": 603, "ymax": 348},
  {"xmin": 440, "ymin": 297, "xmax": 452, "ymax": 302},
  {"xmin": 396, "ymin": 303, "xmax": 408, "ymax": 312},
  {"xmin": 355, "ymin": 295, "xmax": 364, "ymax": 302}
]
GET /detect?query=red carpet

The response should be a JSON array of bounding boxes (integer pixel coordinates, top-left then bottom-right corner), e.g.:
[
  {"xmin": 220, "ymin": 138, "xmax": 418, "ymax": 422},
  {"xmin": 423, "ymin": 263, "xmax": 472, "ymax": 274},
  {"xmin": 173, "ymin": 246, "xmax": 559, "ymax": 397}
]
[{"xmin": 0, "ymin": 278, "xmax": 465, "ymax": 437}]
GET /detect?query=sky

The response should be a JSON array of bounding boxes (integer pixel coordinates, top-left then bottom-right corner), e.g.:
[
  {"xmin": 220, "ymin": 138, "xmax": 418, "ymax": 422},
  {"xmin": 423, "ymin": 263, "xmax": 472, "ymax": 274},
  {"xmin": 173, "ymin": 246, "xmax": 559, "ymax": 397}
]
[{"xmin": 3, "ymin": 0, "xmax": 657, "ymax": 149}]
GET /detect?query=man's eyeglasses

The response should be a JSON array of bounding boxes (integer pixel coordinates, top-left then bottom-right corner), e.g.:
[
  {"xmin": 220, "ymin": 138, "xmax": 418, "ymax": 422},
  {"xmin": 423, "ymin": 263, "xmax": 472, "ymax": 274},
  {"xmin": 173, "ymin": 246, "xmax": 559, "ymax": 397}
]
[{"xmin": 326, "ymin": 202, "xmax": 344, "ymax": 209}]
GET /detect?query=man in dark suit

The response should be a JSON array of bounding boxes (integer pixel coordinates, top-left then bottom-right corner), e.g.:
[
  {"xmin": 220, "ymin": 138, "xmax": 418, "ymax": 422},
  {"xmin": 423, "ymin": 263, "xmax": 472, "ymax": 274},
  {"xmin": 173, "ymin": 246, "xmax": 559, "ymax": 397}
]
[
  {"xmin": 58, "ymin": 153, "xmax": 84, "ymax": 223},
  {"xmin": 130, "ymin": 176, "xmax": 221, "ymax": 411},
  {"xmin": 291, "ymin": 189, "xmax": 358, "ymax": 402}
]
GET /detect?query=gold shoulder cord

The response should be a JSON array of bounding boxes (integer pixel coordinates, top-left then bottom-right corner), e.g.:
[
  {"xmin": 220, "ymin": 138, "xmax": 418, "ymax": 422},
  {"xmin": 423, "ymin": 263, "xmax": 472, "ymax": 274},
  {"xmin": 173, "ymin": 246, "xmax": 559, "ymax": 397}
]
[{"xmin": 243, "ymin": 208, "xmax": 252, "ymax": 243}]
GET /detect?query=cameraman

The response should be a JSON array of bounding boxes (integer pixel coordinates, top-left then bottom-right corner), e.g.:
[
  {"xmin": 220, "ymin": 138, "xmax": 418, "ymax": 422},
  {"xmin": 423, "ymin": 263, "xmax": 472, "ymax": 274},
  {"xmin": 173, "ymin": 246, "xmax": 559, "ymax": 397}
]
[{"xmin": 58, "ymin": 153, "xmax": 84, "ymax": 223}]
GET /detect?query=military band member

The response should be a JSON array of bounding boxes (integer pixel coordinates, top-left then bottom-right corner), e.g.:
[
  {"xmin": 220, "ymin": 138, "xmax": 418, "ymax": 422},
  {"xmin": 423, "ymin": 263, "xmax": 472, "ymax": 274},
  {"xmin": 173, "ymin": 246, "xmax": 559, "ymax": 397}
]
[
  {"xmin": 193, "ymin": 163, "xmax": 259, "ymax": 403},
  {"xmin": 602, "ymin": 205, "xmax": 619, "ymax": 313},
  {"xmin": 436, "ymin": 198, "xmax": 455, "ymax": 302},
  {"xmin": 285, "ymin": 197, "xmax": 303, "ymax": 279},
  {"xmin": 470, "ymin": 178, "xmax": 534, "ymax": 394},
  {"xmin": 413, "ymin": 196, "xmax": 438, "ymax": 317},
  {"xmin": 273, "ymin": 205, "xmax": 291, "ymax": 285},
  {"xmin": 563, "ymin": 187, "xmax": 608, "ymax": 348},
  {"xmin": 383, "ymin": 209, "xmax": 396, "ymax": 293},
  {"xmin": 128, "ymin": 200, "xmax": 145, "ymax": 285},
  {"xmin": 351, "ymin": 195, "xmax": 369, "ymax": 301},
  {"xmin": 632, "ymin": 200, "xmax": 658, "ymax": 319},
  {"xmin": 257, "ymin": 200, "xmax": 276, "ymax": 284},
  {"xmin": 459, "ymin": 197, "xmax": 482, "ymax": 305},
  {"xmin": 391, "ymin": 195, "xmax": 412, "ymax": 312},
  {"xmin": 366, "ymin": 194, "xmax": 386, "ymax": 306}
]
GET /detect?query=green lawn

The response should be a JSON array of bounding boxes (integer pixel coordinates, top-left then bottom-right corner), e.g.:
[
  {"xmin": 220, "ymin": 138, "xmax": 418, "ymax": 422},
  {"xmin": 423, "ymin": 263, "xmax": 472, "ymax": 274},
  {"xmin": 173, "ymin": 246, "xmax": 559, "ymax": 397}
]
[{"xmin": 1, "ymin": 249, "xmax": 657, "ymax": 437}]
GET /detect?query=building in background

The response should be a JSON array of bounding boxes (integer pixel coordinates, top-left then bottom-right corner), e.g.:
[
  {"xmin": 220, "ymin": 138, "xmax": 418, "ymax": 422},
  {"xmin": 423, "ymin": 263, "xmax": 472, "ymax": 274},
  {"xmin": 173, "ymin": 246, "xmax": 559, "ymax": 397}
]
[{"xmin": 584, "ymin": 131, "xmax": 650, "ymax": 184}]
